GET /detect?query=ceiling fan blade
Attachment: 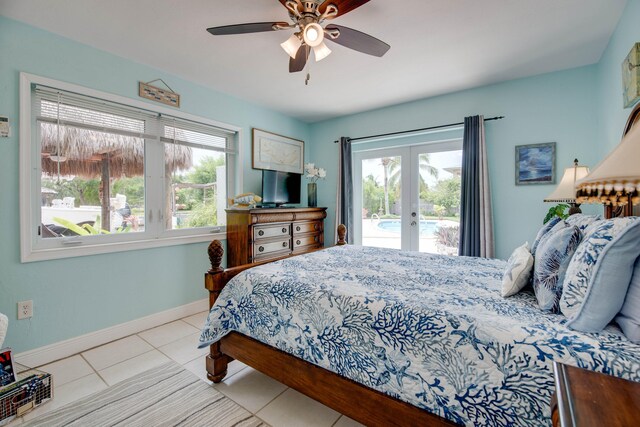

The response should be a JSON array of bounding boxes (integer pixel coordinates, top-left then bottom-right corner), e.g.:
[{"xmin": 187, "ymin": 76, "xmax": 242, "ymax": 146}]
[
  {"xmin": 319, "ymin": 0, "xmax": 370, "ymax": 18},
  {"xmin": 207, "ymin": 22, "xmax": 289, "ymax": 35},
  {"xmin": 278, "ymin": 0, "xmax": 301, "ymax": 13},
  {"xmin": 289, "ymin": 45, "xmax": 310, "ymax": 73},
  {"xmin": 325, "ymin": 24, "xmax": 390, "ymax": 57}
]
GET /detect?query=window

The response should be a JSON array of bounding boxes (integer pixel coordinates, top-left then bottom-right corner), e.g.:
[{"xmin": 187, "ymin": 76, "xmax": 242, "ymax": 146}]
[{"xmin": 20, "ymin": 74, "xmax": 240, "ymax": 262}]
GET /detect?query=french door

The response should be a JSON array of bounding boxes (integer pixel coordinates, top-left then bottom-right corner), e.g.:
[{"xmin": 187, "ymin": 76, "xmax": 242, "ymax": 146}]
[{"xmin": 353, "ymin": 141, "xmax": 462, "ymax": 253}]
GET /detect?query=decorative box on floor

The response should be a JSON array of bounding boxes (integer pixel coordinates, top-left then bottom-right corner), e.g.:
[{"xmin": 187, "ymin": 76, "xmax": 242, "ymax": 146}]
[{"xmin": 0, "ymin": 369, "xmax": 52, "ymax": 425}]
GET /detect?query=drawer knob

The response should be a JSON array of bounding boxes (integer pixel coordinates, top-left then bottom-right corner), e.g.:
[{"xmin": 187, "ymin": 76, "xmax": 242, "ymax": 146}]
[
  {"xmin": 258, "ymin": 230, "xmax": 264, "ymax": 236},
  {"xmin": 282, "ymin": 241, "xmax": 288, "ymax": 247},
  {"xmin": 314, "ymin": 224, "xmax": 319, "ymax": 230},
  {"xmin": 296, "ymin": 240, "xmax": 301, "ymax": 245},
  {"xmin": 259, "ymin": 246, "xmax": 264, "ymax": 252},
  {"xmin": 282, "ymin": 227, "xmax": 287, "ymax": 233},
  {"xmin": 296, "ymin": 226, "xmax": 301, "ymax": 231},
  {"xmin": 314, "ymin": 236, "xmax": 318, "ymax": 242}
]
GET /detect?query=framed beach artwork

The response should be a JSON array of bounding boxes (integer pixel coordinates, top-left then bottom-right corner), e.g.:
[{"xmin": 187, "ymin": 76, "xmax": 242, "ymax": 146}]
[
  {"xmin": 252, "ymin": 128, "xmax": 304, "ymax": 174},
  {"xmin": 515, "ymin": 142, "xmax": 556, "ymax": 185},
  {"xmin": 622, "ymin": 42, "xmax": 640, "ymax": 109}
]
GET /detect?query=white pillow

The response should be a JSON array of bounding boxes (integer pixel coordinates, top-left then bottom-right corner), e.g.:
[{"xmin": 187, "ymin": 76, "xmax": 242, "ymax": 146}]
[{"xmin": 502, "ymin": 243, "xmax": 534, "ymax": 297}]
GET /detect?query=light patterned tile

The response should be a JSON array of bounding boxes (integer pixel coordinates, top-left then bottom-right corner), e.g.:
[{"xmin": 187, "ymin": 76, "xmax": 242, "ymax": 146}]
[
  {"xmin": 216, "ymin": 367, "xmax": 287, "ymax": 413},
  {"xmin": 333, "ymin": 415, "xmax": 366, "ymax": 427},
  {"xmin": 82, "ymin": 335, "xmax": 153, "ymax": 371},
  {"xmin": 182, "ymin": 311, "xmax": 209, "ymax": 329},
  {"xmin": 157, "ymin": 332, "xmax": 208, "ymax": 364},
  {"xmin": 22, "ymin": 374, "xmax": 107, "ymax": 421},
  {"xmin": 138, "ymin": 320, "xmax": 199, "ymax": 348},
  {"xmin": 38, "ymin": 355, "xmax": 94, "ymax": 387},
  {"xmin": 257, "ymin": 388, "xmax": 340, "ymax": 427},
  {"xmin": 98, "ymin": 350, "xmax": 169, "ymax": 386}
]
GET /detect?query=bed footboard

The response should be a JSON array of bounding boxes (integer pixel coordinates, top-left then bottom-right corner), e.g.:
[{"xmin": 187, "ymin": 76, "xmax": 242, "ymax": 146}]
[{"xmin": 204, "ymin": 227, "xmax": 344, "ymax": 383}]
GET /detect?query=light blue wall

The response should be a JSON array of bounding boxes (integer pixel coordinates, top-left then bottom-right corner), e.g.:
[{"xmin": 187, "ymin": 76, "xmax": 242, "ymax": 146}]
[
  {"xmin": 596, "ymin": 0, "xmax": 640, "ymax": 155},
  {"xmin": 0, "ymin": 17, "xmax": 309, "ymax": 353},
  {"xmin": 2, "ymin": 5, "xmax": 636, "ymax": 353},
  {"xmin": 309, "ymin": 67, "xmax": 602, "ymax": 260}
]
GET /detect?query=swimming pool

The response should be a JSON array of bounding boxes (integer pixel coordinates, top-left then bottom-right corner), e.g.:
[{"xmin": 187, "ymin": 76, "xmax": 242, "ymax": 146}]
[{"xmin": 377, "ymin": 219, "xmax": 441, "ymax": 236}]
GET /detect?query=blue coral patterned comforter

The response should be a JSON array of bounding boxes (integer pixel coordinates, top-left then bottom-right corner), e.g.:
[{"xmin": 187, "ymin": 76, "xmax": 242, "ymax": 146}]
[{"xmin": 199, "ymin": 246, "xmax": 640, "ymax": 426}]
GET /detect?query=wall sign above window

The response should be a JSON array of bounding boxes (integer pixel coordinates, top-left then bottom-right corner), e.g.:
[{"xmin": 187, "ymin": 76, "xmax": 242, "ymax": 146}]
[{"xmin": 138, "ymin": 79, "xmax": 180, "ymax": 108}]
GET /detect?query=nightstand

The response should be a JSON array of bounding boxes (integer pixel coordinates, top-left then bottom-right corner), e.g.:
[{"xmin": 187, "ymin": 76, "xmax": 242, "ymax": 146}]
[{"xmin": 551, "ymin": 362, "xmax": 640, "ymax": 426}]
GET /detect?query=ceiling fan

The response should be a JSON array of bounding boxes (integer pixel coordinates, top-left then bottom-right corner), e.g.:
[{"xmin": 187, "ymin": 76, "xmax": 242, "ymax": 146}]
[{"xmin": 206, "ymin": 0, "xmax": 390, "ymax": 73}]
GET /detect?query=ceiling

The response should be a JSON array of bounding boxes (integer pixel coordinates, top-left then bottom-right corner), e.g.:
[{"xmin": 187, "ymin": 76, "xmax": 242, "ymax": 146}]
[{"xmin": 0, "ymin": 0, "xmax": 627, "ymax": 122}]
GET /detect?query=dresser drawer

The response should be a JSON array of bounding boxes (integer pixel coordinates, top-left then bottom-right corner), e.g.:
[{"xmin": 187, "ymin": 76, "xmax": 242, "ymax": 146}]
[
  {"xmin": 293, "ymin": 234, "xmax": 321, "ymax": 248},
  {"xmin": 254, "ymin": 224, "xmax": 291, "ymax": 240},
  {"xmin": 254, "ymin": 238, "xmax": 291, "ymax": 256},
  {"xmin": 293, "ymin": 221, "xmax": 322, "ymax": 235}
]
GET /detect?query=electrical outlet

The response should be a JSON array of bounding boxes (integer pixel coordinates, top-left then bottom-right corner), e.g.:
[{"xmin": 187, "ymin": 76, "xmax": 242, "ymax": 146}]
[{"xmin": 18, "ymin": 300, "xmax": 33, "ymax": 320}]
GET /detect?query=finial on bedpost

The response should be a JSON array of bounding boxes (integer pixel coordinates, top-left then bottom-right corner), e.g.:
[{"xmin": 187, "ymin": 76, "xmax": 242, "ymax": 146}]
[
  {"xmin": 207, "ymin": 240, "xmax": 224, "ymax": 273},
  {"xmin": 336, "ymin": 224, "xmax": 347, "ymax": 246}
]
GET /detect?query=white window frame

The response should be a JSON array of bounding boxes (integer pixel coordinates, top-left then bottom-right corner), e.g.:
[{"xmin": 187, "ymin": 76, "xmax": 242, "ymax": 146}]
[{"xmin": 19, "ymin": 73, "xmax": 243, "ymax": 262}]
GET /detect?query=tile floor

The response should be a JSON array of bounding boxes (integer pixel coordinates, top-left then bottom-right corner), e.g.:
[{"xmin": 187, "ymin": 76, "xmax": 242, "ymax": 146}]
[{"xmin": 8, "ymin": 311, "xmax": 364, "ymax": 427}]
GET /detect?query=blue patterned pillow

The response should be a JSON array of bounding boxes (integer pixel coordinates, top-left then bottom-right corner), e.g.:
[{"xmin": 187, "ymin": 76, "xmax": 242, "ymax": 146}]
[
  {"xmin": 560, "ymin": 218, "xmax": 640, "ymax": 332},
  {"xmin": 616, "ymin": 258, "xmax": 640, "ymax": 343},
  {"xmin": 565, "ymin": 214, "xmax": 602, "ymax": 232},
  {"xmin": 531, "ymin": 216, "xmax": 562, "ymax": 256},
  {"xmin": 533, "ymin": 225, "xmax": 582, "ymax": 312}
]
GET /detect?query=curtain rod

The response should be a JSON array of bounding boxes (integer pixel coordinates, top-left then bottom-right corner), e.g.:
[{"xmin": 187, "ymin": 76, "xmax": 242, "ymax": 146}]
[{"xmin": 333, "ymin": 116, "xmax": 505, "ymax": 143}]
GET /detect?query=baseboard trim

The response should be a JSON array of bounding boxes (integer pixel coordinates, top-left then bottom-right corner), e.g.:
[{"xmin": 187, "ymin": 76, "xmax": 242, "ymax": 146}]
[{"xmin": 15, "ymin": 298, "xmax": 209, "ymax": 368}]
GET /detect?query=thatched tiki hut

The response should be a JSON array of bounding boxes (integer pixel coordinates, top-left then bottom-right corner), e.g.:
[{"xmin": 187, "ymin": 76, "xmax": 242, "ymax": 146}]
[{"xmin": 40, "ymin": 123, "xmax": 192, "ymax": 231}]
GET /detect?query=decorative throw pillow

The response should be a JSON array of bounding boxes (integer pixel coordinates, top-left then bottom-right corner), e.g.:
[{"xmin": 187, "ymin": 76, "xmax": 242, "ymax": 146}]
[
  {"xmin": 560, "ymin": 218, "xmax": 640, "ymax": 332},
  {"xmin": 502, "ymin": 243, "xmax": 534, "ymax": 297},
  {"xmin": 533, "ymin": 225, "xmax": 582, "ymax": 312},
  {"xmin": 531, "ymin": 216, "xmax": 562, "ymax": 256},
  {"xmin": 616, "ymin": 257, "xmax": 640, "ymax": 343},
  {"xmin": 565, "ymin": 214, "xmax": 602, "ymax": 232}
]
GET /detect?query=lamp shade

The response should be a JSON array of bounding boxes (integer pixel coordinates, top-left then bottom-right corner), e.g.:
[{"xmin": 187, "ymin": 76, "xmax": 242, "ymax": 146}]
[
  {"xmin": 313, "ymin": 42, "xmax": 331, "ymax": 62},
  {"xmin": 303, "ymin": 23, "xmax": 324, "ymax": 47},
  {"xmin": 281, "ymin": 34, "xmax": 302, "ymax": 59},
  {"xmin": 576, "ymin": 119, "xmax": 640, "ymax": 206},
  {"xmin": 544, "ymin": 160, "xmax": 590, "ymax": 203}
]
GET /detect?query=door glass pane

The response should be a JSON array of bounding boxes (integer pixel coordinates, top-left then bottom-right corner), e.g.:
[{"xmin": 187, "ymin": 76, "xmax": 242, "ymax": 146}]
[
  {"xmin": 360, "ymin": 156, "xmax": 402, "ymax": 249},
  {"xmin": 418, "ymin": 150, "xmax": 462, "ymax": 254},
  {"xmin": 40, "ymin": 122, "xmax": 146, "ymax": 238}
]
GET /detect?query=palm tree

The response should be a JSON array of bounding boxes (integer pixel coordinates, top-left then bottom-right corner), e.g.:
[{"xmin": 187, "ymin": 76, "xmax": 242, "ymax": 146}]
[
  {"xmin": 381, "ymin": 155, "xmax": 439, "ymax": 215},
  {"xmin": 380, "ymin": 157, "xmax": 398, "ymax": 215}
]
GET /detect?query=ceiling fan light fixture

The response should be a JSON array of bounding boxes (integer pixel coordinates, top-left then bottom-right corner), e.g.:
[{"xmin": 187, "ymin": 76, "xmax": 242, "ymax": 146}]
[
  {"xmin": 303, "ymin": 23, "xmax": 324, "ymax": 47},
  {"xmin": 281, "ymin": 34, "xmax": 302, "ymax": 59},
  {"xmin": 313, "ymin": 42, "xmax": 331, "ymax": 62}
]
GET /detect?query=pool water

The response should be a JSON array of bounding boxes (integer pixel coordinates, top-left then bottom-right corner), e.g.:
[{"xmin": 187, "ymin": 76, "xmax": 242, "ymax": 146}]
[{"xmin": 377, "ymin": 219, "xmax": 441, "ymax": 236}]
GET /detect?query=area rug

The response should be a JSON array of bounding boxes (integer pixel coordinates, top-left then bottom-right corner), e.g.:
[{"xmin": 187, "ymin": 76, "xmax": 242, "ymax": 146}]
[{"xmin": 23, "ymin": 362, "xmax": 267, "ymax": 427}]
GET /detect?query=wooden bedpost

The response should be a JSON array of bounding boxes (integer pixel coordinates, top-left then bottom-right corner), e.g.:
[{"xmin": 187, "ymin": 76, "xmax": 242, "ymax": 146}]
[
  {"xmin": 204, "ymin": 240, "xmax": 229, "ymax": 383},
  {"xmin": 336, "ymin": 224, "xmax": 347, "ymax": 246}
]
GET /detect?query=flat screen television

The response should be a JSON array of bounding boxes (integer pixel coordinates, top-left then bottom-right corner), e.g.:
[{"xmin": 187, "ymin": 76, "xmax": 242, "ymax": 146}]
[{"xmin": 261, "ymin": 170, "xmax": 301, "ymax": 206}]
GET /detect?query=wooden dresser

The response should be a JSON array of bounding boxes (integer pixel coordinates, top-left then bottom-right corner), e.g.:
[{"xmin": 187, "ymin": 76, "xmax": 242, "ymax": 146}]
[
  {"xmin": 551, "ymin": 362, "xmax": 640, "ymax": 427},
  {"xmin": 225, "ymin": 207, "xmax": 327, "ymax": 267}
]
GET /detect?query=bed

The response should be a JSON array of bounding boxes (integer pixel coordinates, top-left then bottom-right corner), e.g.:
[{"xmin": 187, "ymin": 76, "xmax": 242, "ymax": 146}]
[
  {"xmin": 198, "ymin": 241, "xmax": 640, "ymax": 426},
  {"xmin": 200, "ymin": 105, "xmax": 640, "ymax": 426}
]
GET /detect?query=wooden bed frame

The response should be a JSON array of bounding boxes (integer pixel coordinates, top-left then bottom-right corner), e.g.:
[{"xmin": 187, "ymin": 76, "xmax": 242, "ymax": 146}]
[{"xmin": 204, "ymin": 225, "xmax": 456, "ymax": 426}]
